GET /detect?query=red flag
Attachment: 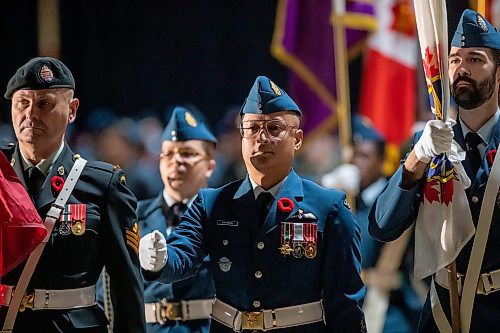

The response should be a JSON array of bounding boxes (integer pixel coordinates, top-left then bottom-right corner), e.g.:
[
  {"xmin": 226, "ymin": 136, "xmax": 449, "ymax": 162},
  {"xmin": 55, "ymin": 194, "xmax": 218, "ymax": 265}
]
[
  {"xmin": 360, "ymin": 0, "xmax": 417, "ymax": 174},
  {"xmin": 0, "ymin": 151, "xmax": 46, "ymax": 277},
  {"xmin": 484, "ymin": 0, "xmax": 500, "ymax": 26}
]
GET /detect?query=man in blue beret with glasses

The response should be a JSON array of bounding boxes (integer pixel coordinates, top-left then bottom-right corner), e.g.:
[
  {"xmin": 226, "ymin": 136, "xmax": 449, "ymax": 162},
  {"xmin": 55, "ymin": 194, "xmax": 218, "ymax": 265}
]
[
  {"xmin": 140, "ymin": 76, "xmax": 366, "ymax": 332},
  {"xmin": 0, "ymin": 57, "xmax": 145, "ymax": 332},
  {"xmin": 369, "ymin": 9, "xmax": 500, "ymax": 332},
  {"xmin": 137, "ymin": 106, "xmax": 216, "ymax": 333}
]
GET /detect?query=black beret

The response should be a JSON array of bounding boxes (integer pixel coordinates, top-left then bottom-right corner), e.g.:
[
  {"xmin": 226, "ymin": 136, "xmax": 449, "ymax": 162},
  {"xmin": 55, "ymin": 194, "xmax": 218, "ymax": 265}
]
[{"xmin": 4, "ymin": 57, "xmax": 75, "ymax": 99}]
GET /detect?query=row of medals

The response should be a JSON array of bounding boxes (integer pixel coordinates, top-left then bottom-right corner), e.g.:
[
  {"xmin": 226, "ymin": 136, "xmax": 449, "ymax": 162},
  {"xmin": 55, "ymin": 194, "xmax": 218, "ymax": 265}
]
[
  {"xmin": 52, "ymin": 166, "xmax": 86, "ymax": 236},
  {"xmin": 59, "ymin": 219, "xmax": 85, "ymax": 236},
  {"xmin": 279, "ymin": 242, "xmax": 317, "ymax": 259}
]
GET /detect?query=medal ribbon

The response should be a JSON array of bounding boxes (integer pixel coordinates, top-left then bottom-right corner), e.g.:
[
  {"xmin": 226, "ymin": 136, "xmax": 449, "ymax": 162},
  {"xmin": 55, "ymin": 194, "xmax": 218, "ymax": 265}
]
[
  {"xmin": 293, "ymin": 223, "xmax": 304, "ymax": 241},
  {"xmin": 304, "ymin": 223, "xmax": 317, "ymax": 242}
]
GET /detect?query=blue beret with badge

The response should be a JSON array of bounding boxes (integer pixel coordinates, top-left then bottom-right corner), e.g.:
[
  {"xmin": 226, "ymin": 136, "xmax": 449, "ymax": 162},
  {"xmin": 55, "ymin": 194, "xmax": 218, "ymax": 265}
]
[
  {"xmin": 4, "ymin": 57, "xmax": 75, "ymax": 99},
  {"xmin": 451, "ymin": 9, "xmax": 500, "ymax": 50},
  {"xmin": 161, "ymin": 106, "xmax": 217, "ymax": 144},
  {"xmin": 240, "ymin": 75, "xmax": 301, "ymax": 116}
]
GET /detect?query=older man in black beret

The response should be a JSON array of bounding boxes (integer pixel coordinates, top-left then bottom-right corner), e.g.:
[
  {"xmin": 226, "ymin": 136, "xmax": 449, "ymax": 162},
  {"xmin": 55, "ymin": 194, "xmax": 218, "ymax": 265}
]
[{"xmin": 0, "ymin": 57, "xmax": 146, "ymax": 333}]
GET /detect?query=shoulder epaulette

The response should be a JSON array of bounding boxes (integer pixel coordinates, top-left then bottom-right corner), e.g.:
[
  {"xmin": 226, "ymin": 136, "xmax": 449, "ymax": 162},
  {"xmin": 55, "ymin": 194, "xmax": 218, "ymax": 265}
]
[{"xmin": 85, "ymin": 160, "xmax": 118, "ymax": 174}]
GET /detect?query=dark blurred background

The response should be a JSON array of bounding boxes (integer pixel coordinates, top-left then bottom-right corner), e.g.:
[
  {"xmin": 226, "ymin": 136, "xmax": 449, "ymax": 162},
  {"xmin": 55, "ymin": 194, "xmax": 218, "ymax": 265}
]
[
  {"xmin": 0, "ymin": 0, "xmax": 473, "ymax": 199},
  {"xmin": 0, "ymin": 0, "xmax": 287, "ymax": 128}
]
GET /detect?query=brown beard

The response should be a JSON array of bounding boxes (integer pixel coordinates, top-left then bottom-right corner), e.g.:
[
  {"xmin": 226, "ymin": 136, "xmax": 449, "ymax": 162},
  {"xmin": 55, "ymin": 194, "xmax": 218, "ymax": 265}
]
[{"xmin": 452, "ymin": 70, "xmax": 496, "ymax": 109}]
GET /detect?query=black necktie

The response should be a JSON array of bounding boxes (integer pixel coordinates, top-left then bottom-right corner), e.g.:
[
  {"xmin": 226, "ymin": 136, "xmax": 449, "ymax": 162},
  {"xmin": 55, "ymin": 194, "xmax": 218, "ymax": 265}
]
[
  {"xmin": 465, "ymin": 132, "xmax": 483, "ymax": 175},
  {"xmin": 27, "ymin": 167, "xmax": 45, "ymax": 203},
  {"xmin": 169, "ymin": 202, "xmax": 187, "ymax": 227},
  {"xmin": 256, "ymin": 192, "xmax": 274, "ymax": 226}
]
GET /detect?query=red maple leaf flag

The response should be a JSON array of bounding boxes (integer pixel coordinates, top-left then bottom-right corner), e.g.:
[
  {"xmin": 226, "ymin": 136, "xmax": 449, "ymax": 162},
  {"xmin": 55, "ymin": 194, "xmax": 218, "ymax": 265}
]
[
  {"xmin": 0, "ymin": 151, "xmax": 46, "ymax": 277},
  {"xmin": 360, "ymin": 0, "xmax": 417, "ymax": 175},
  {"xmin": 422, "ymin": 179, "xmax": 441, "ymax": 204}
]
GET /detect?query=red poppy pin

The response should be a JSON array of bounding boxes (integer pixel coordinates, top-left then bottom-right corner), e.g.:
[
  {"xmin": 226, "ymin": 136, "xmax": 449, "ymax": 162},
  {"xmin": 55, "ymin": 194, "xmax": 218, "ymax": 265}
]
[
  {"xmin": 51, "ymin": 176, "xmax": 65, "ymax": 193},
  {"xmin": 486, "ymin": 150, "xmax": 497, "ymax": 167},
  {"xmin": 277, "ymin": 198, "xmax": 294, "ymax": 213}
]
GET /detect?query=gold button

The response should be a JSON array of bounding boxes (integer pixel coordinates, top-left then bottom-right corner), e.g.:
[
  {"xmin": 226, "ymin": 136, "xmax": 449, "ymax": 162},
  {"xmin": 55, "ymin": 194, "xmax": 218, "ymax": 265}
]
[
  {"xmin": 257, "ymin": 242, "xmax": 264, "ymax": 250},
  {"xmin": 472, "ymin": 196, "xmax": 479, "ymax": 203},
  {"xmin": 255, "ymin": 271, "xmax": 262, "ymax": 279},
  {"xmin": 223, "ymin": 240, "xmax": 229, "ymax": 246},
  {"xmin": 253, "ymin": 300, "xmax": 260, "ymax": 308}
]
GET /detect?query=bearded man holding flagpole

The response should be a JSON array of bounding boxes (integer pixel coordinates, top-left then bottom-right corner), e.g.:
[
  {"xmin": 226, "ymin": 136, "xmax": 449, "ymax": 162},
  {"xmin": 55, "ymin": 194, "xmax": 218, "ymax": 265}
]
[{"xmin": 369, "ymin": 7, "xmax": 500, "ymax": 333}]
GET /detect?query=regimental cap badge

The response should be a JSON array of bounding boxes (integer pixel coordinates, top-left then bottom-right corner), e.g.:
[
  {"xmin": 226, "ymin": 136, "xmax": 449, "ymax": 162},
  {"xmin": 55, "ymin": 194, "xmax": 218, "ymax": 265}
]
[
  {"xmin": 269, "ymin": 80, "xmax": 282, "ymax": 96},
  {"xmin": 477, "ymin": 14, "xmax": 488, "ymax": 32},
  {"xmin": 38, "ymin": 65, "xmax": 54, "ymax": 83},
  {"xmin": 184, "ymin": 111, "xmax": 198, "ymax": 127}
]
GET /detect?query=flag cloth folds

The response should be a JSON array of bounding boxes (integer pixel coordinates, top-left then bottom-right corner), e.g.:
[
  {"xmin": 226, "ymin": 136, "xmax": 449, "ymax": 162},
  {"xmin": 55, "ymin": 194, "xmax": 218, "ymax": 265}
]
[
  {"xmin": 412, "ymin": 0, "xmax": 474, "ymax": 280},
  {"xmin": 0, "ymin": 150, "xmax": 46, "ymax": 277},
  {"xmin": 272, "ymin": 0, "xmax": 376, "ymax": 136},
  {"xmin": 359, "ymin": 0, "xmax": 417, "ymax": 174}
]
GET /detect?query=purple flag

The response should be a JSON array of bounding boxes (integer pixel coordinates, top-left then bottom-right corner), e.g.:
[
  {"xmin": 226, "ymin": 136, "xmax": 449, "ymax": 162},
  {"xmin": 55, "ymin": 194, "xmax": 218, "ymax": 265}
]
[{"xmin": 272, "ymin": 0, "xmax": 375, "ymax": 135}]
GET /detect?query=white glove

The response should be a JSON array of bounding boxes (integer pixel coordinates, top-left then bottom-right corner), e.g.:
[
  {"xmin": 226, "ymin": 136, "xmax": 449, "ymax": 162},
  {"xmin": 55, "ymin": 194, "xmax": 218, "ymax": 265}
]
[
  {"xmin": 321, "ymin": 164, "xmax": 361, "ymax": 196},
  {"xmin": 414, "ymin": 119, "xmax": 455, "ymax": 163},
  {"xmin": 139, "ymin": 230, "xmax": 167, "ymax": 272}
]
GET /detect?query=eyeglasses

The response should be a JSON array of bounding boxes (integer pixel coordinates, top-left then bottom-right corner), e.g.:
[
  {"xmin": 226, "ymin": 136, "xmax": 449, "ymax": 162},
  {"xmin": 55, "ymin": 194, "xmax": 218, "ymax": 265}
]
[
  {"xmin": 238, "ymin": 120, "xmax": 297, "ymax": 139},
  {"xmin": 158, "ymin": 149, "xmax": 207, "ymax": 165}
]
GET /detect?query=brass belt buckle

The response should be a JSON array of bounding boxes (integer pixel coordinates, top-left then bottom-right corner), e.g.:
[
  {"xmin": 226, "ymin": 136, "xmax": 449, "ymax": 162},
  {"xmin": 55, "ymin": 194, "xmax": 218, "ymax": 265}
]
[
  {"xmin": 18, "ymin": 292, "xmax": 34, "ymax": 312},
  {"xmin": 241, "ymin": 311, "xmax": 264, "ymax": 330},
  {"xmin": 159, "ymin": 299, "xmax": 183, "ymax": 321}
]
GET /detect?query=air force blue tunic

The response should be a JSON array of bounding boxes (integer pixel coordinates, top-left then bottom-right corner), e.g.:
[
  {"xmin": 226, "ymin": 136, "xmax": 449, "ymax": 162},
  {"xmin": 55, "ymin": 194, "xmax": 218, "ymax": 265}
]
[
  {"xmin": 152, "ymin": 170, "xmax": 365, "ymax": 332},
  {"xmin": 369, "ymin": 117, "xmax": 500, "ymax": 332},
  {"xmin": 138, "ymin": 194, "xmax": 215, "ymax": 333}
]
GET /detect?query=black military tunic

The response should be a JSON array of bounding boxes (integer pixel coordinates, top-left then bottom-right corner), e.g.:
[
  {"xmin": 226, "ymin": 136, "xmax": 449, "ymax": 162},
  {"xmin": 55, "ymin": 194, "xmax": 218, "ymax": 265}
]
[{"xmin": 0, "ymin": 142, "xmax": 146, "ymax": 333}]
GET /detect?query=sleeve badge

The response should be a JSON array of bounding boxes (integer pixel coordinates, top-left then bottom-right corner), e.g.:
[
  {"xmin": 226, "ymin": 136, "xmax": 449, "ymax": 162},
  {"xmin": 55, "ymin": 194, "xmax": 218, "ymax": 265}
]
[{"xmin": 125, "ymin": 222, "xmax": 140, "ymax": 254}]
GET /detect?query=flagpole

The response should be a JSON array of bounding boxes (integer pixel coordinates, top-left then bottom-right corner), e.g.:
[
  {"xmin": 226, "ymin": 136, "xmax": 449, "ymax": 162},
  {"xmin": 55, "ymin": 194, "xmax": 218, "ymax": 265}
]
[
  {"xmin": 413, "ymin": 0, "xmax": 460, "ymax": 330},
  {"xmin": 37, "ymin": 0, "xmax": 61, "ymax": 58},
  {"xmin": 477, "ymin": 0, "xmax": 486, "ymax": 16},
  {"xmin": 331, "ymin": 0, "xmax": 355, "ymax": 209}
]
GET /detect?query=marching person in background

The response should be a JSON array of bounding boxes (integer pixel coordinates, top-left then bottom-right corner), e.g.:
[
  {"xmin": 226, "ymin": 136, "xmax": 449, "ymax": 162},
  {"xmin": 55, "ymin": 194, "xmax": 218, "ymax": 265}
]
[
  {"xmin": 94, "ymin": 117, "xmax": 160, "ymax": 200},
  {"xmin": 0, "ymin": 57, "xmax": 145, "ymax": 333},
  {"xmin": 139, "ymin": 106, "xmax": 216, "ymax": 332},
  {"xmin": 140, "ymin": 75, "xmax": 366, "ymax": 332},
  {"xmin": 322, "ymin": 115, "xmax": 421, "ymax": 333},
  {"xmin": 369, "ymin": 10, "xmax": 500, "ymax": 332}
]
